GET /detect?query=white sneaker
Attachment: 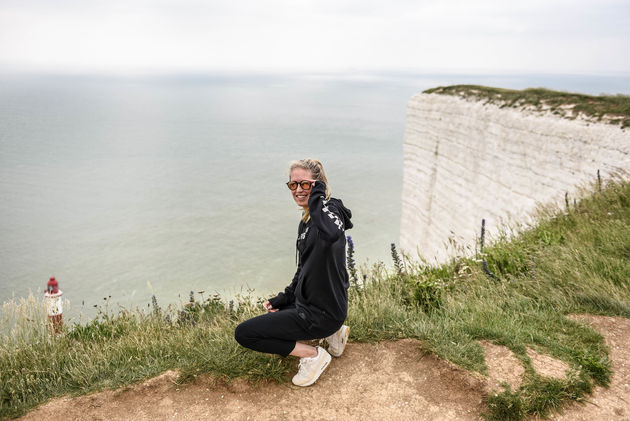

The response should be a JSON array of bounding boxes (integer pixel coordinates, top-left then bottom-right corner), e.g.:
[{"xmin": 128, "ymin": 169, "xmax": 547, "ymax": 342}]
[
  {"xmin": 292, "ymin": 346, "xmax": 332, "ymax": 387},
  {"xmin": 326, "ymin": 325, "xmax": 350, "ymax": 357}
]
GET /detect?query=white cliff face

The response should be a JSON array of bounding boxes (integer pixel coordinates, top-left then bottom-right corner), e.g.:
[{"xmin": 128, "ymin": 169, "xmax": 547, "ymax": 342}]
[{"xmin": 400, "ymin": 93, "xmax": 630, "ymax": 262}]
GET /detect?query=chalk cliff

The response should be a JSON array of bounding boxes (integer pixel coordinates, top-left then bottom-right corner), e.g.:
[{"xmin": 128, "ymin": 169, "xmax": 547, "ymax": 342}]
[{"xmin": 400, "ymin": 92, "xmax": 630, "ymax": 262}]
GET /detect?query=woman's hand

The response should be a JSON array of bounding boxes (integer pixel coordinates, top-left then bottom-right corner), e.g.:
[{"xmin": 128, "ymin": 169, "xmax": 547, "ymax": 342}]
[
  {"xmin": 263, "ymin": 301, "xmax": 278, "ymax": 312},
  {"xmin": 304, "ymin": 179, "xmax": 317, "ymax": 189}
]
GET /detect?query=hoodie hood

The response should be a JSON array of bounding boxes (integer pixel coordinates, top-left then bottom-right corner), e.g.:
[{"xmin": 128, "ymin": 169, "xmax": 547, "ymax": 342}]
[{"xmin": 328, "ymin": 197, "xmax": 353, "ymax": 230}]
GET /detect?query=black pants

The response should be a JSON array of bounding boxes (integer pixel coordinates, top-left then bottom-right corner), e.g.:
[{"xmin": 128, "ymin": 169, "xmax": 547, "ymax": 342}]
[{"xmin": 234, "ymin": 305, "xmax": 343, "ymax": 357}]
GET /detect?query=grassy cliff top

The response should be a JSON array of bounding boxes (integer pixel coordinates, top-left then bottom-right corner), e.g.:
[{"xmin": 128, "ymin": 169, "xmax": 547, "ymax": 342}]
[
  {"xmin": 2, "ymin": 178, "xmax": 629, "ymax": 420},
  {"xmin": 423, "ymin": 85, "xmax": 630, "ymax": 128}
]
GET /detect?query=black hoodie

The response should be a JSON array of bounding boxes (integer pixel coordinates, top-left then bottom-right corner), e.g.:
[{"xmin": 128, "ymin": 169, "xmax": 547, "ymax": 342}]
[{"xmin": 268, "ymin": 181, "xmax": 353, "ymax": 322}]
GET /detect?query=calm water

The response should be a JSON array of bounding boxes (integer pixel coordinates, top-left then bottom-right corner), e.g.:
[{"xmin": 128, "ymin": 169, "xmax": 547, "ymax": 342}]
[{"xmin": 1, "ymin": 72, "xmax": 628, "ymax": 319}]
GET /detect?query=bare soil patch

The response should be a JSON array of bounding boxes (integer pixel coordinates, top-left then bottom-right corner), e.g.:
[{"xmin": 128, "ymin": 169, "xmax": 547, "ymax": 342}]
[
  {"xmin": 526, "ymin": 348, "xmax": 570, "ymax": 380},
  {"xmin": 480, "ymin": 341, "xmax": 524, "ymax": 392}
]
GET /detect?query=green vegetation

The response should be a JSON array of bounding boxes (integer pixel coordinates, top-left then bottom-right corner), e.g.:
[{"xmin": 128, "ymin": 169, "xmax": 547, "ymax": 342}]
[
  {"xmin": 423, "ymin": 85, "xmax": 630, "ymax": 128},
  {"xmin": 2, "ymin": 178, "xmax": 629, "ymax": 420}
]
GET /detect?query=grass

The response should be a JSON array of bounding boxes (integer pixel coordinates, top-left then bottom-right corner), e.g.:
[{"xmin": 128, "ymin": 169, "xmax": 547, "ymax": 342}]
[
  {"xmin": 423, "ymin": 85, "xmax": 630, "ymax": 128},
  {"xmin": 1, "ymin": 178, "xmax": 629, "ymax": 420},
  {"xmin": 1, "ymin": 293, "xmax": 293, "ymax": 419}
]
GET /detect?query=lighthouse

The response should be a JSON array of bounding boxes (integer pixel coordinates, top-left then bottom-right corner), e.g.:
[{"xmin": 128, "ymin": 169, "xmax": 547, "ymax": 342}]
[{"xmin": 44, "ymin": 277, "xmax": 63, "ymax": 333}]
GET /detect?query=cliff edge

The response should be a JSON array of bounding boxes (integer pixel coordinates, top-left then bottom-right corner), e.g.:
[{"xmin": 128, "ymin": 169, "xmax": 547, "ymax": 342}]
[{"xmin": 400, "ymin": 86, "xmax": 630, "ymax": 261}]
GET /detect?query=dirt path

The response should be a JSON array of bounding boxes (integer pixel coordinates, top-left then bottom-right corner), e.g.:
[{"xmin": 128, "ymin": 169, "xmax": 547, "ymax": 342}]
[
  {"xmin": 18, "ymin": 339, "xmax": 485, "ymax": 421},
  {"xmin": 17, "ymin": 315, "xmax": 630, "ymax": 421}
]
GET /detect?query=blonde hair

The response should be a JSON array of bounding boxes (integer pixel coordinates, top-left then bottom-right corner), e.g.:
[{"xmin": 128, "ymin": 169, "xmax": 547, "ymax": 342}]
[{"xmin": 289, "ymin": 159, "xmax": 331, "ymax": 223}]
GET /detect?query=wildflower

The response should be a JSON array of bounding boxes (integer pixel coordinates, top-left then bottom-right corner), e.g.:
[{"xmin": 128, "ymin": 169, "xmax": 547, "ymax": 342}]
[
  {"xmin": 346, "ymin": 235, "xmax": 358, "ymax": 286},
  {"xmin": 151, "ymin": 295, "xmax": 161, "ymax": 315},
  {"xmin": 391, "ymin": 243, "xmax": 403, "ymax": 275}
]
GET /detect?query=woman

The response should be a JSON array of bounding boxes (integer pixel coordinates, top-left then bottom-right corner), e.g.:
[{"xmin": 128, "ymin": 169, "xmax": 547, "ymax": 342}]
[{"xmin": 234, "ymin": 159, "xmax": 352, "ymax": 387}]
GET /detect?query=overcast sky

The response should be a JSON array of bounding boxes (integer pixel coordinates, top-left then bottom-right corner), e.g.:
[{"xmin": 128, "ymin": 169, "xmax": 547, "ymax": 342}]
[{"xmin": 0, "ymin": 0, "xmax": 628, "ymax": 75}]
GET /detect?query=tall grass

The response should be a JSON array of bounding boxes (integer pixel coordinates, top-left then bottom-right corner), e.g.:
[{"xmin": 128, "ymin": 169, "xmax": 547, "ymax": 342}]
[
  {"xmin": 1, "ymin": 179, "xmax": 629, "ymax": 420},
  {"xmin": 0, "ymin": 292, "xmax": 292, "ymax": 419}
]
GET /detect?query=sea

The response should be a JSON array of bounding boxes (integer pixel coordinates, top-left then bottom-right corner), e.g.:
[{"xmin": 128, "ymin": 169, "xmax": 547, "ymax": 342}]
[{"xmin": 1, "ymin": 71, "xmax": 628, "ymax": 320}]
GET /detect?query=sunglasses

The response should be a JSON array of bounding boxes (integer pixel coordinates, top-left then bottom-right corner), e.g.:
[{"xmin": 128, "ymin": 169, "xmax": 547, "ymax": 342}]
[{"xmin": 286, "ymin": 180, "xmax": 313, "ymax": 191}]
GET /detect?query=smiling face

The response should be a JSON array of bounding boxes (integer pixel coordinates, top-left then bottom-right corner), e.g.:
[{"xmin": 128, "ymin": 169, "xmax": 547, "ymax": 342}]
[{"xmin": 289, "ymin": 167, "xmax": 314, "ymax": 209}]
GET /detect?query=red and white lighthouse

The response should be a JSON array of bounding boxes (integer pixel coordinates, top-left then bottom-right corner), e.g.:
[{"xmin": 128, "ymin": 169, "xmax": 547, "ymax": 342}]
[{"xmin": 44, "ymin": 277, "xmax": 63, "ymax": 333}]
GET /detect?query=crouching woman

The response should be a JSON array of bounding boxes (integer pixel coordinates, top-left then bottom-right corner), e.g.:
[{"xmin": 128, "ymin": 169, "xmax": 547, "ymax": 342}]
[{"xmin": 235, "ymin": 159, "xmax": 352, "ymax": 386}]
